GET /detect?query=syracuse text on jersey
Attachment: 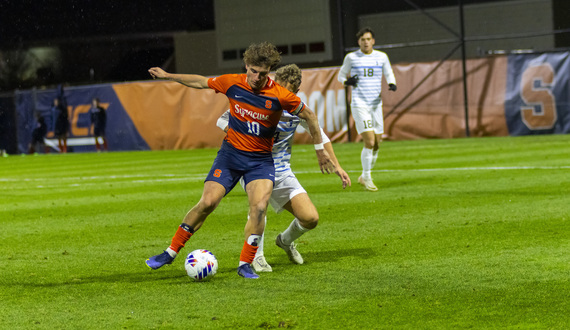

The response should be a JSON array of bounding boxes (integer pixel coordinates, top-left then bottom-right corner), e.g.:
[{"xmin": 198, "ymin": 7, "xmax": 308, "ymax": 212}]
[{"xmin": 234, "ymin": 103, "xmax": 270, "ymax": 121}]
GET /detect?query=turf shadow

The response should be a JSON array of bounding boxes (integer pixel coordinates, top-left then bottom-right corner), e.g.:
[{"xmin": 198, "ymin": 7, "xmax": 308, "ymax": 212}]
[{"xmin": 285, "ymin": 247, "xmax": 377, "ymax": 264}]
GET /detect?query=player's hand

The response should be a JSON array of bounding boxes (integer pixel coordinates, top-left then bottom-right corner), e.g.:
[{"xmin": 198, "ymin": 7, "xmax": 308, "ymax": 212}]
[
  {"xmin": 388, "ymin": 83, "xmax": 397, "ymax": 91},
  {"xmin": 335, "ymin": 167, "xmax": 351, "ymax": 189},
  {"xmin": 344, "ymin": 75, "xmax": 359, "ymax": 87},
  {"xmin": 316, "ymin": 149, "xmax": 335, "ymax": 174},
  {"xmin": 148, "ymin": 67, "xmax": 169, "ymax": 80}
]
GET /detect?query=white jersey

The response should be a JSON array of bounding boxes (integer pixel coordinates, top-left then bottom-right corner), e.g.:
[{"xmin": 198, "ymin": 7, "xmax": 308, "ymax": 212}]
[
  {"xmin": 217, "ymin": 110, "xmax": 330, "ymax": 180},
  {"xmin": 338, "ymin": 49, "xmax": 396, "ymax": 108}
]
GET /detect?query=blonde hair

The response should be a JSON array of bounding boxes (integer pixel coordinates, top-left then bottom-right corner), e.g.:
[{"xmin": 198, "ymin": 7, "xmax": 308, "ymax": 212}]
[{"xmin": 275, "ymin": 64, "xmax": 302, "ymax": 92}]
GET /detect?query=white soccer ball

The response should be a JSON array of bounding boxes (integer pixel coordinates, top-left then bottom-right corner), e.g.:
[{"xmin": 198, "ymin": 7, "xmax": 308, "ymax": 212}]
[{"xmin": 185, "ymin": 249, "xmax": 218, "ymax": 281}]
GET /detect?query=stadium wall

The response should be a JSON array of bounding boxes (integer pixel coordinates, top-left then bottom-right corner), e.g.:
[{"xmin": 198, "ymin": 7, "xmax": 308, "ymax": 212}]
[{"xmin": 12, "ymin": 53, "xmax": 570, "ymax": 153}]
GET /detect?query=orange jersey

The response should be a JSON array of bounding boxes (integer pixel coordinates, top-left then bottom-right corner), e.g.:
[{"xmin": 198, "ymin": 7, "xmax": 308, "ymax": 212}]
[{"xmin": 208, "ymin": 74, "xmax": 304, "ymax": 153}]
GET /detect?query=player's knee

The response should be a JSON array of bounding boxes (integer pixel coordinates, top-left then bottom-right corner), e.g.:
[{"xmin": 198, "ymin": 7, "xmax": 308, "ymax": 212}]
[
  {"xmin": 250, "ymin": 202, "xmax": 269, "ymax": 220},
  {"xmin": 299, "ymin": 212, "xmax": 319, "ymax": 230},
  {"xmin": 374, "ymin": 137, "xmax": 383, "ymax": 150},
  {"xmin": 197, "ymin": 198, "xmax": 219, "ymax": 214},
  {"xmin": 363, "ymin": 139, "xmax": 375, "ymax": 149}
]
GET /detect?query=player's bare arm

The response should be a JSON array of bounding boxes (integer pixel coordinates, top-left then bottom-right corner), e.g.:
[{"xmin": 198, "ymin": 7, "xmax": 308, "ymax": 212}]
[
  {"xmin": 323, "ymin": 142, "xmax": 351, "ymax": 189},
  {"xmin": 299, "ymin": 120, "xmax": 351, "ymax": 189},
  {"xmin": 148, "ymin": 67, "xmax": 209, "ymax": 89},
  {"xmin": 297, "ymin": 107, "xmax": 335, "ymax": 174}
]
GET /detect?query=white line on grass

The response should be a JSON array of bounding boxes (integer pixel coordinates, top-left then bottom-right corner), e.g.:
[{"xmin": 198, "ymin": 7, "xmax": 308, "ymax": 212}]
[
  {"xmin": 349, "ymin": 165, "xmax": 570, "ymax": 174},
  {"xmin": 0, "ymin": 173, "xmax": 206, "ymax": 182},
  {"xmin": 2, "ymin": 165, "xmax": 568, "ymax": 189},
  {"xmin": 2, "ymin": 165, "xmax": 569, "ymax": 185},
  {"xmin": 297, "ymin": 165, "xmax": 570, "ymax": 175}
]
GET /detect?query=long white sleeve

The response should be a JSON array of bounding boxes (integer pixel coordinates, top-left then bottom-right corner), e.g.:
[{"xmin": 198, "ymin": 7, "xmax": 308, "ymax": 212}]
[
  {"xmin": 383, "ymin": 54, "xmax": 397, "ymax": 85},
  {"xmin": 337, "ymin": 54, "xmax": 353, "ymax": 84}
]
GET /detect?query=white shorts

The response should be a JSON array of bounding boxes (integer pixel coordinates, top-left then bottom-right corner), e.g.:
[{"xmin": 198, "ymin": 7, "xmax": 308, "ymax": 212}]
[
  {"xmin": 270, "ymin": 172, "xmax": 306, "ymax": 213},
  {"xmin": 239, "ymin": 172, "xmax": 306, "ymax": 214},
  {"xmin": 351, "ymin": 103, "xmax": 384, "ymax": 135}
]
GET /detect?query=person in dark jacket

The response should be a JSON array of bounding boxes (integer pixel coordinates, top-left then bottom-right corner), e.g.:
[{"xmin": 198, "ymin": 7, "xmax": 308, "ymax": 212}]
[
  {"xmin": 52, "ymin": 98, "xmax": 69, "ymax": 153},
  {"xmin": 90, "ymin": 98, "xmax": 108, "ymax": 151},
  {"xmin": 28, "ymin": 114, "xmax": 48, "ymax": 154}
]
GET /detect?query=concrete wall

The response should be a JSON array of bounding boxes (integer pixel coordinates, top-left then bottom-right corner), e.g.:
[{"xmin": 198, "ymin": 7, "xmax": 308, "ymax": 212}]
[
  {"xmin": 214, "ymin": 0, "xmax": 333, "ymax": 69},
  {"xmin": 173, "ymin": 0, "xmax": 556, "ymax": 74},
  {"xmin": 358, "ymin": 0, "xmax": 554, "ymax": 63},
  {"xmin": 174, "ymin": 31, "xmax": 227, "ymax": 76}
]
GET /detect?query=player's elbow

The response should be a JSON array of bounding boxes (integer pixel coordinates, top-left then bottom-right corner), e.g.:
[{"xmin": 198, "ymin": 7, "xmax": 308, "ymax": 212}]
[{"xmin": 301, "ymin": 107, "xmax": 317, "ymax": 123}]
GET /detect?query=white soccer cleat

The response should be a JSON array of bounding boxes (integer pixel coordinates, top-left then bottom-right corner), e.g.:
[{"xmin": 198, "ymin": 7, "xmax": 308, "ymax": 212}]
[
  {"xmin": 358, "ymin": 175, "xmax": 378, "ymax": 191},
  {"xmin": 275, "ymin": 234, "xmax": 304, "ymax": 264},
  {"xmin": 252, "ymin": 255, "xmax": 273, "ymax": 272}
]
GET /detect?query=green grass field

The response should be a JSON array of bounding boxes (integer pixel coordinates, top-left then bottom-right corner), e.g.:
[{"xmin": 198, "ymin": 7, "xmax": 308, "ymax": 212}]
[{"xmin": 1, "ymin": 135, "xmax": 569, "ymax": 329}]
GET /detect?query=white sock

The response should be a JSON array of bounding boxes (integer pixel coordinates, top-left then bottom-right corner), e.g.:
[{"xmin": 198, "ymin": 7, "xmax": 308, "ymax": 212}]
[
  {"xmin": 371, "ymin": 149, "xmax": 379, "ymax": 169},
  {"xmin": 361, "ymin": 147, "xmax": 374, "ymax": 179},
  {"xmin": 247, "ymin": 234, "xmax": 262, "ymax": 246},
  {"xmin": 280, "ymin": 218, "xmax": 310, "ymax": 245},
  {"xmin": 255, "ymin": 216, "xmax": 267, "ymax": 258},
  {"xmin": 165, "ymin": 247, "xmax": 178, "ymax": 258}
]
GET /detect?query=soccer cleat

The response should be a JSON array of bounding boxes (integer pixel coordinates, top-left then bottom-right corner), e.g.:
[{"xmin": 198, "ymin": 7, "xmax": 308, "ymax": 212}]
[
  {"xmin": 237, "ymin": 263, "xmax": 259, "ymax": 279},
  {"xmin": 275, "ymin": 234, "xmax": 304, "ymax": 264},
  {"xmin": 252, "ymin": 255, "xmax": 273, "ymax": 272},
  {"xmin": 146, "ymin": 251, "xmax": 175, "ymax": 270},
  {"xmin": 358, "ymin": 175, "xmax": 378, "ymax": 192}
]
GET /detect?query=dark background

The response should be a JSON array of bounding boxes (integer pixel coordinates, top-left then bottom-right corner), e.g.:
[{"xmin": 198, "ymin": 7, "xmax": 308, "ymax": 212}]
[
  {"xmin": 1, "ymin": 0, "xmax": 569, "ymax": 90},
  {"xmin": 0, "ymin": 1, "xmax": 215, "ymax": 46},
  {"xmin": 1, "ymin": 0, "xmax": 569, "ymax": 154}
]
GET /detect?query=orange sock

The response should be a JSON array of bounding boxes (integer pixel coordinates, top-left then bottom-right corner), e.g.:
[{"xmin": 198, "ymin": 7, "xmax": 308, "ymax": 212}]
[
  {"xmin": 169, "ymin": 224, "xmax": 194, "ymax": 253},
  {"xmin": 239, "ymin": 241, "xmax": 259, "ymax": 264}
]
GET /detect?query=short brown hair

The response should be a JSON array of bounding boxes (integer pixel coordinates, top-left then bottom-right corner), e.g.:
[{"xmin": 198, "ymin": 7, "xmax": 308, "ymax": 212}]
[
  {"xmin": 275, "ymin": 64, "xmax": 302, "ymax": 92},
  {"xmin": 356, "ymin": 27, "xmax": 375, "ymax": 39},
  {"xmin": 242, "ymin": 42, "xmax": 281, "ymax": 70}
]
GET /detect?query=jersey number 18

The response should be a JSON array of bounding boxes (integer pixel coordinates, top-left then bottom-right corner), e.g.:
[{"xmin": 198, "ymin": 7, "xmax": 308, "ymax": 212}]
[{"xmin": 363, "ymin": 68, "xmax": 374, "ymax": 77}]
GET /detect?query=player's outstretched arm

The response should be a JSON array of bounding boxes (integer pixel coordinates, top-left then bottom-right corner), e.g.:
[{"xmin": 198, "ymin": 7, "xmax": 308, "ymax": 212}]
[
  {"xmin": 297, "ymin": 107, "xmax": 335, "ymax": 174},
  {"xmin": 323, "ymin": 142, "xmax": 351, "ymax": 189},
  {"xmin": 148, "ymin": 67, "xmax": 209, "ymax": 89}
]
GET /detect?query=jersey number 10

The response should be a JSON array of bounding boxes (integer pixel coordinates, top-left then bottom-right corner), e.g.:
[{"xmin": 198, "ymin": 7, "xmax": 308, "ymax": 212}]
[{"xmin": 247, "ymin": 121, "xmax": 260, "ymax": 135}]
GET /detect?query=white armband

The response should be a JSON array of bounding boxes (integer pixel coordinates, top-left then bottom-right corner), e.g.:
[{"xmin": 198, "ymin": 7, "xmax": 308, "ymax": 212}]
[
  {"xmin": 314, "ymin": 143, "xmax": 324, "ymax": 150},
  {"xmin": 216, "ymin": 110, "xmax": 230, "ymax": 131}
]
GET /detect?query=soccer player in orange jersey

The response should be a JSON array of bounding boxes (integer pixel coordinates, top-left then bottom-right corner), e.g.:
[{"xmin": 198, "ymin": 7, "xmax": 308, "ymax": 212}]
[
  {"xmin": 217, "ymin": 64, "xmax": 351, "ymax": 272},
  {"xmin": 146, "ymin": 42, "xmax": 335, "ymax": 279}
]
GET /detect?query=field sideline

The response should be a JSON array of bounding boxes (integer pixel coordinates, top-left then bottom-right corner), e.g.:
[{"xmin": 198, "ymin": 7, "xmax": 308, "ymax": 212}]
[{"xmin": 1, "ymin": 135, "xmax": 569, "ymax": 329}]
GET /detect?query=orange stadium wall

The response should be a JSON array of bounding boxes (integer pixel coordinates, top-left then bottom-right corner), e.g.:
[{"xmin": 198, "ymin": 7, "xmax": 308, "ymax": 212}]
[
  {"xmin": 113, "ymin": 56, "xmax": 506, "ymax": 150},
  {"xmin": 112, "ymin": 56, "xmax": 510, "ymax": 150},
  {"xmin": 383, "ymin": 56, "xmax": 509, "ymax": 140},
  {"xmin": 16, "ymin": 53, "xmax": 570, "ymax": 153}
]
